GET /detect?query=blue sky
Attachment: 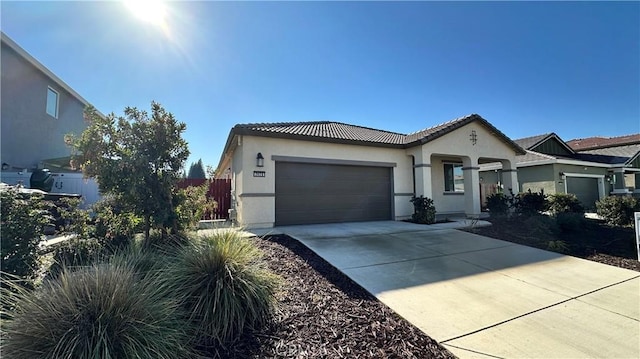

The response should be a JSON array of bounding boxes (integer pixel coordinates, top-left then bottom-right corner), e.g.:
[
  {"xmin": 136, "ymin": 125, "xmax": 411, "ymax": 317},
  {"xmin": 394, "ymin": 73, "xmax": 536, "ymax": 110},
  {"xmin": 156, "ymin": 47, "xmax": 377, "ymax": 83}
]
[{"xmin": 2, "ymin": 1, "xmax": 639, "ymax": 170}]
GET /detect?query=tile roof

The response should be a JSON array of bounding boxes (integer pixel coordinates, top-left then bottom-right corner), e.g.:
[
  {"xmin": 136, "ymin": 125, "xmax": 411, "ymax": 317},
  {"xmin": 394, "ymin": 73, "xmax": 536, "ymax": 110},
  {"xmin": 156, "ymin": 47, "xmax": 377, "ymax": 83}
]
[
  {"xmin": 233, "ymin": 121, "xmax": 406, "ymax": 145},
  {"xmin": 233, "ymin": 114, "xmax": 525, "ymax": 155},
  {"xmin": 567, "ymin": 134, "xmax": 640, "ymax": 151},
  {"xmin": 513, "ymin": 133, "xmax": 553, "ymax": 150}
]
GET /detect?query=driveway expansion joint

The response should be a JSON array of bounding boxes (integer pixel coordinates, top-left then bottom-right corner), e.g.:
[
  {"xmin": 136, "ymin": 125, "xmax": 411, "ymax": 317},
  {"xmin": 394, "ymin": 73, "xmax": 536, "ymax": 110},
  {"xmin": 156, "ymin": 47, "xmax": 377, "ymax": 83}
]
[{"xmin": 441, "ymin": 275, "xmax": 640, "ymax": 344}]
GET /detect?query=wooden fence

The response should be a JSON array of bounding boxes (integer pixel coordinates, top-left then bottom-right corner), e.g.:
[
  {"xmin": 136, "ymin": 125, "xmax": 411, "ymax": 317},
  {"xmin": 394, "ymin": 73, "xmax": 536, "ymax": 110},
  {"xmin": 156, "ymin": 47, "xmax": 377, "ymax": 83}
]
[{"xmin": 177, "ymin": 179, "xmax": 231, "ymax": 219}]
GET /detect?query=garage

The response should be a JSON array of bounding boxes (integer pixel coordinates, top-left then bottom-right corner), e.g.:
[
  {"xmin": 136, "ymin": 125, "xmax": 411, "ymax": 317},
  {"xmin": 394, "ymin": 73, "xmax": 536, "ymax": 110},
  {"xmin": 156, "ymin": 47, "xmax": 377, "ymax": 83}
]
[
  {"xmin": 275, "ymin": 161, "xmax": 392, "ymax": 226},
  {"xmin": 566, "ymin": 176, "xmax": 600, "ymax": 210}
]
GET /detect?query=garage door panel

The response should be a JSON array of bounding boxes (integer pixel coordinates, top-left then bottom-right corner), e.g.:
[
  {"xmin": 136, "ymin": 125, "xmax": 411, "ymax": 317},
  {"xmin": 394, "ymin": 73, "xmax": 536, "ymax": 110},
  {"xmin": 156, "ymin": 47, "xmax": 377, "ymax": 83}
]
[
  {"xmin": 275, "ymin": 162, "xmax": 392, "ymax": 225},
  {"xmin": 566, "ymin": 177, "xmax": 599, "ymax": 210}
]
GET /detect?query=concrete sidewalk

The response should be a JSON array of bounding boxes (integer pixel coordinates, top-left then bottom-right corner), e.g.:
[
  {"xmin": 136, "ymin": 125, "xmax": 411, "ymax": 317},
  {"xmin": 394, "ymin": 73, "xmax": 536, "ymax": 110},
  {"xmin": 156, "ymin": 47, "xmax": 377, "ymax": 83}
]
[{"xmin": 259, "ymin": 221, "xmax": 640, "ymax": 358}]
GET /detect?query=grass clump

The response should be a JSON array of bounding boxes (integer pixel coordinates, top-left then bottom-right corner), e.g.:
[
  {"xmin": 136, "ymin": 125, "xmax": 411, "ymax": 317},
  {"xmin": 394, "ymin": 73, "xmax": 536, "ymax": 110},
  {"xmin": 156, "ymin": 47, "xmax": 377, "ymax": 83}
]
[
  {"xmin": 166, "ymin": 230, "xmax": 279, "ymax": 347},
  {"xmin": 1, "ymin": 261, "xmax": 192, "ymax": 359}
]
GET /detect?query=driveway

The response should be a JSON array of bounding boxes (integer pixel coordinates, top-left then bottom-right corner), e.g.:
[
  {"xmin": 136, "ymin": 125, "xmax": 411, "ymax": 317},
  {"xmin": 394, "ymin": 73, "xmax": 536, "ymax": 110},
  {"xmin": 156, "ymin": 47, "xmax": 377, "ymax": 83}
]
[{"xmin": 262, "ymin": 221, "xmax": 640, "ymax": 358}]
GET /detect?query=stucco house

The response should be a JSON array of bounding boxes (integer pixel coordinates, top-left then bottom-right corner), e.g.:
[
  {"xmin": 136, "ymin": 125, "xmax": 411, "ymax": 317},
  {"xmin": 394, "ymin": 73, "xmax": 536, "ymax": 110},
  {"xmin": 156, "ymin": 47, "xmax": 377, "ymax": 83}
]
[
  {"xmin": 1, "ymin": 32, "xmax": 92, "ymax": 172},
  {"xmin": 215, "ymin": 114, "xmax": 525, "ymax": 228},
  {"xmin": 1, "ymin": 32, "xmax": 101, "ymax": 205},
  {"xmin": 480, "ymin": 133, "xmax": 640, "ymax": 210}
]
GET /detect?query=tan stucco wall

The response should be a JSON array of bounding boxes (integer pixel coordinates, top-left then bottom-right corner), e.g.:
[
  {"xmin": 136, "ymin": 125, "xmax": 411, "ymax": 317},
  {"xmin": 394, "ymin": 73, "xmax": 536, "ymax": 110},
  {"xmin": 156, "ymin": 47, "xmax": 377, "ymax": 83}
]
[
  {"xmin": 232, "ymin": 136, "xmax": 414, "ymax": 228},
  {"xmin": 517, "ymin": 165, "xmax": 558, "ymax": 194},
  {"xmin": 229, "ymin": 121, "xmax": 520, "ymax": 227}
]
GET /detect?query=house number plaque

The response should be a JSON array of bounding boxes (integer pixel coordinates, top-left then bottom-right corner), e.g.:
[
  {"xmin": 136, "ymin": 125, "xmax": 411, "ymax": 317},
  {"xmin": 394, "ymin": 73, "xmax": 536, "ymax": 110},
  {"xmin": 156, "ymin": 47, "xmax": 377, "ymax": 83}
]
[{"xmin": 253, "ymin": 171, "xmax": 266, "ymax": 177}]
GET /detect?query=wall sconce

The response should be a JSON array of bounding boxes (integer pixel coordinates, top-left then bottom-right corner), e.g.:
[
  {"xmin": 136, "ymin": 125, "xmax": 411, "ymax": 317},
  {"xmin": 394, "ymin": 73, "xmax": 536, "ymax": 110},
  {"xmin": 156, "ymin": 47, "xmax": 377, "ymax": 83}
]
[
  {"xmin": 256, "ymin": 153, "xmax": 264, "ymax": 167},
  {"xmin": 1, "ymin": 163, "xmax": 9, "ymax": 170},
  {"xmin": 605, "ymin": 174, "xmax": 615, "ymax": 184},
  {"xmin": 559, "ymin": 172, "xmax": 566, "ymax": 180}
]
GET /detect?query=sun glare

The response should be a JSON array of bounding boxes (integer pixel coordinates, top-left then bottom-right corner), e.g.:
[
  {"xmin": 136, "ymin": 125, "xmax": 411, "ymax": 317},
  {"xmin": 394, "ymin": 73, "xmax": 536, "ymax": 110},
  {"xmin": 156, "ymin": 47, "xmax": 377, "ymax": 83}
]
[{"xmin": 123, "ymin": 0, "xmax": 167, "ymax": 26}]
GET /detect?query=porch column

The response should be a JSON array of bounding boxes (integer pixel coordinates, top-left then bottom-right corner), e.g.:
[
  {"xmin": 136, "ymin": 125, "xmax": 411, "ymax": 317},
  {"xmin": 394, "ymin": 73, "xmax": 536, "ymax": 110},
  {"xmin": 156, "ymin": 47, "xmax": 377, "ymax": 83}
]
[
  {"xmin": 463, "ymin": 159, "xmax": 481, "ymax": 218},
  {"xmin": 501, "ymin": 160, "xmax": 519, "ymax": 194},
  {"xmin": 414, "ymin": 163, "xmax": 432, "ymax": 199},
  {"xmin": 611, "ymin": 168, "xmax": 627, "ymax": 194}
]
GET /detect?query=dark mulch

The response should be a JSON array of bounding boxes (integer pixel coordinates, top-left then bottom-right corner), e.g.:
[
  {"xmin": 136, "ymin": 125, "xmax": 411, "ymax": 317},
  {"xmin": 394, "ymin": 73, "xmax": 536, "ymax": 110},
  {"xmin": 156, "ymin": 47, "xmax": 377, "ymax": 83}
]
[
  {"xmin": 466, "ymin": 216, "xmax": 640, "ymax": 272},
  {"xmin": 215, "ymin": 235, "xmax": 455, "ymax": 359}
]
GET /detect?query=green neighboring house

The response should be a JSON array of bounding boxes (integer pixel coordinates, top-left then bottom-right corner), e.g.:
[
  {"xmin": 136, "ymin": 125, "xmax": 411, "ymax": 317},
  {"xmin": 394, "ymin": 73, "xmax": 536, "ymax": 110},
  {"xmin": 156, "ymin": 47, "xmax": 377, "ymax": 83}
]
[{"xmin": 480, "ymin": 133, "xmax": 640, "ymax": 210}]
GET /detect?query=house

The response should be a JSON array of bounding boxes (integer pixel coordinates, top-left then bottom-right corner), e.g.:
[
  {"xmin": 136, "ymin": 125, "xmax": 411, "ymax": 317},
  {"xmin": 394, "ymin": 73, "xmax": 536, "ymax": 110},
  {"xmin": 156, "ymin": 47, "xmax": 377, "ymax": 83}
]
[
  {"xmin": 1, "ymin": 32, "xmax": 100, "ymax": 206},
  {"xmin": 215, "ymin": 114, "xmax": 525, "ymax": 228},
  {"xmin": 1, "ymin": 32, "xmax": 93, "ymax": 172},
  {"xmin": 479, "ymin": 133, "xmax": 640, "ymax": 210},
  {"xmin": 567, "ymin": 134, "xmax": 640, "ymax": 195}
]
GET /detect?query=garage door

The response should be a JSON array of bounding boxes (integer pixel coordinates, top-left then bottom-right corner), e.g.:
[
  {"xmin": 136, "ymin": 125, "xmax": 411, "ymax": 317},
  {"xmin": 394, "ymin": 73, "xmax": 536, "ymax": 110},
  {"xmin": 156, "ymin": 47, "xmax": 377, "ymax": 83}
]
[
  {"xmin": 566, "ymin": 177, "xmax": 599, "ymax": 210},
  {"xmin": 275, "ymin": 162, "xmax": 392, "ymax": 226}
]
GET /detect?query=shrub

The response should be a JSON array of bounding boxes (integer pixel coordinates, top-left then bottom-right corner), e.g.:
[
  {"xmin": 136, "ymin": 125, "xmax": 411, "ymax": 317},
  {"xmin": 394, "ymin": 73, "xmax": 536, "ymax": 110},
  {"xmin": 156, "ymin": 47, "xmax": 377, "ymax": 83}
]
[
  {"xmin": 548, "ymin": 193, "xmax": 584, "ymax": 215},
  {"xmin": 555, "ymin": 212, "xmax": 587, "ymax": 233},
  {"xmin": 92, "ymin": 195, "xmax": 142, "ymax": 252},
  {"xmin": 596, "ymin": 195, "xmax": 639, "ymax": 226},
  {"xmin": 486, "ymin": 193, "xmax": 510, "ymax": 217},
  {"xmin": 410, "ymin": 195, "xmax": 437, "ymax": 224},
  {"xmin": 166, "ymin": 230, "xmax": 278, "ymax": 347},
  {"xmin": 1, "ymin": 262, "xmax": 193, "ymax": 358},
  {"xmin": 514, "ymin": 189, "xmax": 548, "ymax": 216},
  {"xmin": 174, "ymin": 183, "xmax": 217, "ymax": 231},
  {"xmin": 546, "ymin": 240, "xmax": 569, "ymax": 254},
  {"xmin": 46, "ymin": 238, "xmax": 104, "ymax": 279},
  {"xmin": 1, "ymin": 188, "xmax": 50, "ymax": 284}
]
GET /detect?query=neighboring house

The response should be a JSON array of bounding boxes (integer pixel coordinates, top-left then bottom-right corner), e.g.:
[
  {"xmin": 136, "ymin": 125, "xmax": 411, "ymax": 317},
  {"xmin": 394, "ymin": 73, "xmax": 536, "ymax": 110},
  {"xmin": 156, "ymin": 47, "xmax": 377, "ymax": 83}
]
[
  {"xmin": 1, "ymin": 32, "xmax": 100, "ymax": 206},
  {"xmin": 1, "ymin": 32, "xmax": 89, "ymax": 171},
  {"xmin": 480, "ymin": 133, "xmax": 640, "ymax": 210},
  {"xmin": 215, "ymin": 114, "xmax": 525, "ymax": 228},
  {"xmin": 567, "ymin": 134, "xmax": 640, "ymax": 195}
]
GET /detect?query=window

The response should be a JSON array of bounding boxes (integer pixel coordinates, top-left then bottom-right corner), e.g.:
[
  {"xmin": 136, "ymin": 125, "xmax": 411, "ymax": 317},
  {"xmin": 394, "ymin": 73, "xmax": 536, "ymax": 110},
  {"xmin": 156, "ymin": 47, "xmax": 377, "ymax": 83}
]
[
  {"xmin": 444, "ymin": 163, "xmax": 464, "ymax": 192},
  {"xmin": 46, "ymin": 87, "xmax": 59, "ymax": 118}
]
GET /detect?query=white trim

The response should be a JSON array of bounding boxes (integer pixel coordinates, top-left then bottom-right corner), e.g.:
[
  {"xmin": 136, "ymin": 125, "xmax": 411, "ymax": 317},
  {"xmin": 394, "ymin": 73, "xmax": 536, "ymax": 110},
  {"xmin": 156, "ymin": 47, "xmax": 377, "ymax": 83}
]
[
  {"xmin": 519, "ymin": 158, "xmax": 613, "ymax": 169},
  {"xmin": 46, "ymin": 86, "xmax": 59, "ymax": 118},
  {"xmin": 563, "ymin": 173, "xmax": 606, "ymax": 202}
]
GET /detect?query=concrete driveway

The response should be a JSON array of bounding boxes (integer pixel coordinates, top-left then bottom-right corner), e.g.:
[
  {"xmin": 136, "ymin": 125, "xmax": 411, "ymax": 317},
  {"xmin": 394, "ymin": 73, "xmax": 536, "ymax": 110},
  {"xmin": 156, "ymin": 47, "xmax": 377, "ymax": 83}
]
[{"xmin": 260, "ymin": 221, "xmax": 640, "ymax": 358}]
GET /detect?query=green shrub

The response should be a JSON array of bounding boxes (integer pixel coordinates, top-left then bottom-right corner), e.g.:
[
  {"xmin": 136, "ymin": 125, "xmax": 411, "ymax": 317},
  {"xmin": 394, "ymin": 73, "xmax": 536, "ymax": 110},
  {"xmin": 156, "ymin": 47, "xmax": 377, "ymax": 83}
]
[
  {"xmin": 548, "ymin": 193, "xmax": 584, "ymax": 215},
  {"xmin": 555, "ymin": 212, "xmax": 587, "ymax": 233},
  {"xmin": 486, "ymin": 193, "xmax": 510, "ymax": 217},
  {"xmin": 1, "ymin": 262, "xmax": 193, "ymax": 358},
  {"xmin": 546, "ymin": 240, "xmax": 569, "ymax": 254},
  {"xmin": 410, "ymin": 195, "xmax": 437, "ymax": 224},
  {"xmin": 174, "ymin": 183, "xmax": 217, "ymax": 231},
  {"xmin": 514, "ymin": 189, "xmax": 548, "ymax": 216},
  {"xmin": 166, "ymin": 230, "xmax": 278, "ymax": 347},
  {"xmin": 1, "ymin": 188, "xmax": 50, "ymax": 284},
  {"xmin": 520, "ymin": 215, "xmax": 558, "ymax": 243},
  {"xmin": 46, "ymin": 238, "xmax": 104, "ymax": 279},
  {"xmin": 92, "ymin": 195, "xmax": 142, "ymax": 252},
  {"xmin": 596, "ymin": 195, "xmax": 639, "ymax": 226}
]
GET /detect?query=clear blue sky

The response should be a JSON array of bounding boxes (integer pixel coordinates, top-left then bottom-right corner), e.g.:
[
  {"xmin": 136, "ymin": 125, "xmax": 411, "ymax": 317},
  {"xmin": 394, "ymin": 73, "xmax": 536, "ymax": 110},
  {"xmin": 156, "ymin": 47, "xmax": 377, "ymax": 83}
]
[{"xmin": 2, "ymin": 1, "xmax": 639, "ymax": 170}]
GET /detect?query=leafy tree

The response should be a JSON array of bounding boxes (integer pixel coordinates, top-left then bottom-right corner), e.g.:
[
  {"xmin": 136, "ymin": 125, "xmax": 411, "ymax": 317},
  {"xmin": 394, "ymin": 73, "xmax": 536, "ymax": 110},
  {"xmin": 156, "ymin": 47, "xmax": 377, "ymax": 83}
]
[
  {"xmin": 71, "ymin": 102, "xmax": 189, "ymax": 240},
  {"xmin": 187, "ymin": 159, "xmax": 207, "ymax": 179}
]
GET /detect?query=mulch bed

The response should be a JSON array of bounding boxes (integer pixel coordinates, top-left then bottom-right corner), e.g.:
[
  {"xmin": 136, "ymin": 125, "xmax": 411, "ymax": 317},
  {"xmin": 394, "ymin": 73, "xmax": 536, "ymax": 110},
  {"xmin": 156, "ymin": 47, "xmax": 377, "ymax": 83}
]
[
  {"xmin": 215, "ymin": 235, "xmax": 455, "ymax": 358},
  {"xmin": 467, "ymin": 217, "xmax": 640, "ymax": 272}
]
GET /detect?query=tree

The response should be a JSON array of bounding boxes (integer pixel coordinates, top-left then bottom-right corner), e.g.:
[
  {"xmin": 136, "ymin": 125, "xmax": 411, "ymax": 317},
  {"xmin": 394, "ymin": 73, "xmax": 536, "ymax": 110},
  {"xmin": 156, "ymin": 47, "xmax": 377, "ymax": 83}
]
[
  {"xmin": 72, "ymin": 102, "xmax": 190, "ymax": 240},
  {"xmin": 187, "ymin": 159, "xmax": 206, "ymax": 179}
]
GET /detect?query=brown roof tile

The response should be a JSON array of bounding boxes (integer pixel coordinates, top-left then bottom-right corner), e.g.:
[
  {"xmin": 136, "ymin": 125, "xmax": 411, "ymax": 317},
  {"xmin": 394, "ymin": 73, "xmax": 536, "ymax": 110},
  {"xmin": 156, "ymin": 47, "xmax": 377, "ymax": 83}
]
[
  {"xmin": 227, "ymin": 114, "xmax": 525, "ymax": 153},
  {"xmin": 567, "ymin": 134, "xmax": 640, "ymax": 151}
]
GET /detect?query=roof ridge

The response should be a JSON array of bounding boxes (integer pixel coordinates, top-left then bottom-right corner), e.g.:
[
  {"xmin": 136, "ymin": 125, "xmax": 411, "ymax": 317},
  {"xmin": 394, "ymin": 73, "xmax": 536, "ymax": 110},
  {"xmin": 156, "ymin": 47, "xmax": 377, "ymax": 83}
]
[{"xmin": 407, "ymin": 114, "xmax": 474, "ymax": 136}]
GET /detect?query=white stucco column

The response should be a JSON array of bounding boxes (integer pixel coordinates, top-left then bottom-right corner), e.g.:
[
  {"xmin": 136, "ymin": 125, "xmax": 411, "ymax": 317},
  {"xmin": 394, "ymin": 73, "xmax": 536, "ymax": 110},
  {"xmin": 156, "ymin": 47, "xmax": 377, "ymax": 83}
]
[
  {"xmin": 414, "ymin": 164, "xmax": 432, "ymax": 199},
  {"xmin": 463, "ymin": 158, "xmax": 481, "ymax": 218},
  {"xmin": 501, "ymin": 160, "xmax": 519, "ymax": 194}
]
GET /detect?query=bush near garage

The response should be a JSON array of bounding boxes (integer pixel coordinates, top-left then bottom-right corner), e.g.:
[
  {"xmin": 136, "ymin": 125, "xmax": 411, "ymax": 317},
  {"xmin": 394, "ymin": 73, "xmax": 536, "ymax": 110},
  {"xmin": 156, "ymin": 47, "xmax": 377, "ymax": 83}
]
[
  {"xmin": 410, "ymin": 195, "xmax": 437, "ymax": 224},
  {"xmin": 596, "ymin": 195, "xmax": 639, "ymax": 226},
  {"xmin": 548, "ymin": 193, "xmax": 584, "ymax": 215},
  {"xmin": 513, "ymin": 189, "xmax": 548, "ymax": 216}
]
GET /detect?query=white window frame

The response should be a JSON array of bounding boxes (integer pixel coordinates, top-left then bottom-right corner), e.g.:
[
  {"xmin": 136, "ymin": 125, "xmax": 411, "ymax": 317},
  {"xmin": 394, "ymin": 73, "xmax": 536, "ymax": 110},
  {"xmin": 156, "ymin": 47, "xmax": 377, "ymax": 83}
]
[
  {"xmin": 444, "ymin": 162, "xmax": 464, "ymax": 193},
  {"xmin": 46, "ymin": 87, "xmax": 59, "ymax": 118}
]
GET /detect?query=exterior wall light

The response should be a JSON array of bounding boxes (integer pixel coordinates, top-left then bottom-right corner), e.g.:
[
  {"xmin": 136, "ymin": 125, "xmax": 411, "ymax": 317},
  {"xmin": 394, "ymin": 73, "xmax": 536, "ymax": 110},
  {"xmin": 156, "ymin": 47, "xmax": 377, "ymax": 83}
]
[
  {"xmin": 256, "ymin": 152, "xmax": 264, "ymax": 167},
  {"xmin": 559, "ymin": 172, "xmax": 566, "ymax": 180}
]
